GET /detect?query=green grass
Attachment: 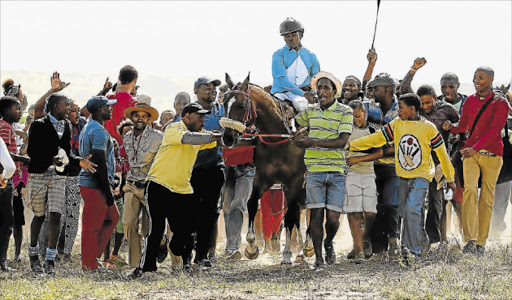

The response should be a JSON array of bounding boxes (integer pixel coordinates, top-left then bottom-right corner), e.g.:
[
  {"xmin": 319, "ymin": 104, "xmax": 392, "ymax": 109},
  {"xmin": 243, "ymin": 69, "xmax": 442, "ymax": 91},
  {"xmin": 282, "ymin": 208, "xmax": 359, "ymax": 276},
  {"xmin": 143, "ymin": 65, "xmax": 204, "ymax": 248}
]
[{"xmin": 1, "ymin": 242, "xmax": 511, "ymax": 299}]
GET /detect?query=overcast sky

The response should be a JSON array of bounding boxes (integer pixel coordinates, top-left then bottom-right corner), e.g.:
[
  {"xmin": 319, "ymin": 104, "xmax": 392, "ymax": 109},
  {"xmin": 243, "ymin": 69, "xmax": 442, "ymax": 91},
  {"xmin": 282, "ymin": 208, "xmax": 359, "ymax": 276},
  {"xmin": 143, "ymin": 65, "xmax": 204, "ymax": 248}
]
[{"xmin": 1, "ymin": 1, "xmax": 511, "ymax": 109}]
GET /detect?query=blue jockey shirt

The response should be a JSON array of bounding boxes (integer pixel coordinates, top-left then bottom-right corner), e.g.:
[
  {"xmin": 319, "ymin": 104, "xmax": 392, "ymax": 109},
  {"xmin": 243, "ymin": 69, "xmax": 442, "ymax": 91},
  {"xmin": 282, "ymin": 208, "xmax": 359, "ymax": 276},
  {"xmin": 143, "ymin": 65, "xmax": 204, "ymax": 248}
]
[
  {"xmin": 177, "ymin": 101, "xmax": 225, "ymax": 169},
  {"xmin": 270, "ymin": 45, "xmax": 320, "ymax": 96}
]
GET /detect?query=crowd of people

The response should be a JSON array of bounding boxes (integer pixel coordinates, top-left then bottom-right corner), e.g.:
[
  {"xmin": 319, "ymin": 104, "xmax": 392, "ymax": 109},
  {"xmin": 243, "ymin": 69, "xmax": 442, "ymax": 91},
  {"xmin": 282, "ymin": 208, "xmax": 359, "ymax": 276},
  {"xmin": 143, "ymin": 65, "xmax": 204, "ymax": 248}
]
[{"xmin": 0, "ymin": 17, "xmax": 511, "ymax": 276}]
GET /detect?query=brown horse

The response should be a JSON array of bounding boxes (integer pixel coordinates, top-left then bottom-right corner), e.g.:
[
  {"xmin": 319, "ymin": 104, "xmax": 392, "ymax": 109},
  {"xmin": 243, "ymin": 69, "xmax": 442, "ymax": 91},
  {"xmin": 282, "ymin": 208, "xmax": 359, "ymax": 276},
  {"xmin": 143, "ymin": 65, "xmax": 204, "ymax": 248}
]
[{"xmin": 222, "ymin": 73, "xmax": 312, "ymax": 264}]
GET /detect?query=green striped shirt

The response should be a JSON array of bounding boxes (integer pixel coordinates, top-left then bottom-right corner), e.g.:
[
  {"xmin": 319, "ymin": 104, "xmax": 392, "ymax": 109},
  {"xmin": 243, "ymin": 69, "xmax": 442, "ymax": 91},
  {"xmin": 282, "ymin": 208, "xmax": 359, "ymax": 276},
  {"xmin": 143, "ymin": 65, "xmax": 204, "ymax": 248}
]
[{"xmin": 295, "ymin": 101, "xmax": 353, "ymax": 173}]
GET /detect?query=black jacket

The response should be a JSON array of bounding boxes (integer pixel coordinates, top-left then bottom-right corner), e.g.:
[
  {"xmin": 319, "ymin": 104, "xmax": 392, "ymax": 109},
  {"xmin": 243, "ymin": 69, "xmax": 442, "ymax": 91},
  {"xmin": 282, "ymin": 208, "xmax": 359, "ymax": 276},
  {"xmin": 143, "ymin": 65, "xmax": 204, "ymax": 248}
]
[{"xmin": 27, "ymin": 115, "xmax": 79, "ymax": 175}]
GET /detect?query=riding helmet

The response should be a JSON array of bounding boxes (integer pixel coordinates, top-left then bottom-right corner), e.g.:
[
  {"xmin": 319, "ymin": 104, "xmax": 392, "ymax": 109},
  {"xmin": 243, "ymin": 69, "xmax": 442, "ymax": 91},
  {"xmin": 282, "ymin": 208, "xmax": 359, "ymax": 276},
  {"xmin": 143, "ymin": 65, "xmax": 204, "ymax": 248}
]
[{"xmin": 279, "ymin": 17, "xmax": 304, "ymax": 36}]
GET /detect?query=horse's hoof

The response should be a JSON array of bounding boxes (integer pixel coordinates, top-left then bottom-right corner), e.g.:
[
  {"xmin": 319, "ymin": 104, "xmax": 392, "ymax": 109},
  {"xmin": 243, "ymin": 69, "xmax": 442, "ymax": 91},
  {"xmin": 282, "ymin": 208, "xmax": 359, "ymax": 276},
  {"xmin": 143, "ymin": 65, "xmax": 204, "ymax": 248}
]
[
  {"xmin": 304, "ymin": 247, "xmax": 315, "ymax": 257},
  {"xmin": 245, "ymin": 247, "xmax": 259, "ymax": 260},
  {"xmin": 281, "ymin": 259, "xmax": 292, "ymax": 265},
  {"xmin": 295, "ymin": 254, "xmax": 305, "ymax": 263}
]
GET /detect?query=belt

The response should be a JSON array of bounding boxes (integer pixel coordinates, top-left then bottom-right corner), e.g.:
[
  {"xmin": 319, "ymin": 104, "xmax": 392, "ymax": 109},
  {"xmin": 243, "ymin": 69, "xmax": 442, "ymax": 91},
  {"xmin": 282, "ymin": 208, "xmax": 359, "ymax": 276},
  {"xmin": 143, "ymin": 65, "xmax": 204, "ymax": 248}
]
[
  {"xmin": 127, "ymin": 180, "xmax": 147, "ymax": 189},
  {"xmin": 479, "ymin": 150, "xmax": 497, "ymax": 157}
]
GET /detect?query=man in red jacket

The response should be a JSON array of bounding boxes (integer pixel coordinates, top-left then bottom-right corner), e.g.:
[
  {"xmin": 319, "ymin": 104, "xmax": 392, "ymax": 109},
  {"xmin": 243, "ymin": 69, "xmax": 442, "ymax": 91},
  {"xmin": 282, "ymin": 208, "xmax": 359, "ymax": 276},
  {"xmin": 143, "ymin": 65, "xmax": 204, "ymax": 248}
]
[
  {"xmin": 104, "ymin": 65, "xmax": 139, "ymax": 145},
  {"xmin": 443, "ymin": 66, "xmax": 510, "ymax": 255}
]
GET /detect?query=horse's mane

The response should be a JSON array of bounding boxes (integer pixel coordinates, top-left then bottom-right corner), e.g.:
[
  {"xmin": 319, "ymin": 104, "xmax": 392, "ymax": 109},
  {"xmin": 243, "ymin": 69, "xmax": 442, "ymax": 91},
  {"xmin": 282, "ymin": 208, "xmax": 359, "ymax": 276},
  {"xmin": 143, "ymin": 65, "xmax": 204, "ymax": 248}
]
[{"xmin": 248, "ymin": 83, "xmax": 286, "ymax": 121}]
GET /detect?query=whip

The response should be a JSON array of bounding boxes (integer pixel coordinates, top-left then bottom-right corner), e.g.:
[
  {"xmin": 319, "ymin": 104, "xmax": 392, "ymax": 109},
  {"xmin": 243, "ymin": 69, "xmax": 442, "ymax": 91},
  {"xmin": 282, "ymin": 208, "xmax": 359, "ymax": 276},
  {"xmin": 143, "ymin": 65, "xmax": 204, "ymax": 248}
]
[{"xmin": 371, "ymin": 0, "xmax": 382, "ymax": 49}]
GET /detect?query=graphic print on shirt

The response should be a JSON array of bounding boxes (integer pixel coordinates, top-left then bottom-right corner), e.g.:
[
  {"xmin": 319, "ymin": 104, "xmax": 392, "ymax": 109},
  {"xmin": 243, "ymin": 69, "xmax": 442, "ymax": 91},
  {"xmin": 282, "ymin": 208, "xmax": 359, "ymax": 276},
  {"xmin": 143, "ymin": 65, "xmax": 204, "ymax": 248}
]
[
  {"xmin": 286, "ymin": 55, "xmax": 308, "ymax": 86},
  {"xmin": 398, "ymin": 134, "xmax": 422, "ymax": 170}
]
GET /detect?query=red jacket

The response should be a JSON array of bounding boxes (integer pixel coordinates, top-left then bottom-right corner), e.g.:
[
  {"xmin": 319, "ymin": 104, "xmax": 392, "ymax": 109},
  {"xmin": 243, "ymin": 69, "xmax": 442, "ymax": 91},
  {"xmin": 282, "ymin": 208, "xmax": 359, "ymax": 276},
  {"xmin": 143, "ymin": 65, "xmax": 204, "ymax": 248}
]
[
  {"xmin": 104, "ymin": 92, "xmax": 138, "ymax": 146},
  {"xmin": 452, "ymin": 91, "xmax": 510, "ymax": 156}
]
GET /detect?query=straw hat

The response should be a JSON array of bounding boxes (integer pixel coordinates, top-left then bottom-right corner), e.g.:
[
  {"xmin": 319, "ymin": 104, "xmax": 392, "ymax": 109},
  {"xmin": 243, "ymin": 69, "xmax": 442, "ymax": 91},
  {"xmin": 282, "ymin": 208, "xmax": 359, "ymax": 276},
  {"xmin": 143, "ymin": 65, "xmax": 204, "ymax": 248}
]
[
  {"xmin": 310, "ymin": 71, "xmax": 342, "ymax": 98},
  {"xmin": 124, "ymin": 103, "xmax": 159, "ymax": 124}
]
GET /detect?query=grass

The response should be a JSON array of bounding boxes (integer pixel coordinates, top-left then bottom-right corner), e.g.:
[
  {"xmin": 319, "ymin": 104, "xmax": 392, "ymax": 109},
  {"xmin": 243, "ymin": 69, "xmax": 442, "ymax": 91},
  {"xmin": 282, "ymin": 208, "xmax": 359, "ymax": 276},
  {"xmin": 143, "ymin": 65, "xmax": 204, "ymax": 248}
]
[{"xmin": 1, "ymin": 240, "xmax": 511, "ymax": 299}]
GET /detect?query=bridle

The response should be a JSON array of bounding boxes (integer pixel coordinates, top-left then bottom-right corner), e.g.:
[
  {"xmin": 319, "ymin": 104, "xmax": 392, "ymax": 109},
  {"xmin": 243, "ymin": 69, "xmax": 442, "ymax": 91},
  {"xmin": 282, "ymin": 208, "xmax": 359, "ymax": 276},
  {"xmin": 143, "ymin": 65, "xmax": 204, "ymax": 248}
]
[{"xmin": 224, "ymin": 86, "xmax": 290, "ymax": 145}]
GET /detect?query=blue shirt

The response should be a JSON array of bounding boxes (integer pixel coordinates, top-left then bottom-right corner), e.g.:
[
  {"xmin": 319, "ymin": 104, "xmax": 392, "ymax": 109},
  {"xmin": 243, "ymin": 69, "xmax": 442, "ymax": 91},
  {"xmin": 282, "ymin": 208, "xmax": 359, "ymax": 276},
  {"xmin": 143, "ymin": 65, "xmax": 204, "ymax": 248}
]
[
  {"xmin": 270, "ymin": 46, "xmax": 320, "ymax": 96},
  {"xmin": 175, "ymin": 101, "xmax": 225, "ymax": 169},
  {"xmin": 364, "ymin": 98, "xmax": 399, "ymax": 127},
  {"xmin": 78, "ymin": 119, "xmax": 115, "ymax": 189}
]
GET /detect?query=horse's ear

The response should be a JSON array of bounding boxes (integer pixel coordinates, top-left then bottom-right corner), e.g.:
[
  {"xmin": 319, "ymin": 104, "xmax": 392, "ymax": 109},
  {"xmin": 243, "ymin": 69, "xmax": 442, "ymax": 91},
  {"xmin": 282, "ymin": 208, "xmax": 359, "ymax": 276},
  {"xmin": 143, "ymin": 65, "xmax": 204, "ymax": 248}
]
[
  {"xmin": 240, "ymin": 72, "xmax": 250, "ymax": 92},
  {"xmin": 226, "ymin": 73, "xmax": 235, "ymax": 89}
]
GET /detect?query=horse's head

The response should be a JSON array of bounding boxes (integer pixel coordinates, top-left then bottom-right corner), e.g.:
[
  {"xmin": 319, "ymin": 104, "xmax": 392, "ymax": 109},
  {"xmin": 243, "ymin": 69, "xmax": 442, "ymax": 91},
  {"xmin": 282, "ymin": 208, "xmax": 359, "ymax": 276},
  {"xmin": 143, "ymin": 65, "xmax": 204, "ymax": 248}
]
[{"xmin": 222, "ymin": 73, "xmax": 252, "ymax": 147}]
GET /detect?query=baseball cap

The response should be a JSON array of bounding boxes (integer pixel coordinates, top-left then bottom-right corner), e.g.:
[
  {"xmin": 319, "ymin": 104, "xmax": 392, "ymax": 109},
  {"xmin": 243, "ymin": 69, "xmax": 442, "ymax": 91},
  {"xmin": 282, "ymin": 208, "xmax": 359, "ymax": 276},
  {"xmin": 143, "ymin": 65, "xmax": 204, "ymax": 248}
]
[
  {"xmin": 194, "ymin": 77, "xmax": 221, "ymax": 90},
  {"xmin": 181, "ymin": 102, "xmax": 211, "ymax": 117},
  {"xmin": 86, "ymin": 96, "xmax": 117, "ymax": 113},
  {"xmin": 368, "ymin": 73, "xmax": 396, "ymax": 88}
]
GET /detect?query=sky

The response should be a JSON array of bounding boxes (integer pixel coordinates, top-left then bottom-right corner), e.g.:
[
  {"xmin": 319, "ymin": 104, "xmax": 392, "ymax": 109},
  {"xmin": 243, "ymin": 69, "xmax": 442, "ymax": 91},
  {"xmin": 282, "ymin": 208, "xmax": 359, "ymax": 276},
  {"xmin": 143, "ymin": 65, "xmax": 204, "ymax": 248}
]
[{"xmin": 1, "ymin": 0, "xmax": 511, "ymax": 111}]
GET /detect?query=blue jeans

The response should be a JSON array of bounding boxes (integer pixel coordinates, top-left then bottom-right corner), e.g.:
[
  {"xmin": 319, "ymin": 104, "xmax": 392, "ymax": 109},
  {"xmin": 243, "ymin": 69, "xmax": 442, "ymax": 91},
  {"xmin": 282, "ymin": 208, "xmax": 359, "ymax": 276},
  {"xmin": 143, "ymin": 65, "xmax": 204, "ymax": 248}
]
[
  {"xmin": 399, "ymin": 177, "xmax": 429, "ymax": 254},
  {"xmin": 306, "ymin": 172, "xmax": 346, "ymax": 213},
  {"xmin": 222, "ymin": 164, "xmax": 255, "ymax": 251}
]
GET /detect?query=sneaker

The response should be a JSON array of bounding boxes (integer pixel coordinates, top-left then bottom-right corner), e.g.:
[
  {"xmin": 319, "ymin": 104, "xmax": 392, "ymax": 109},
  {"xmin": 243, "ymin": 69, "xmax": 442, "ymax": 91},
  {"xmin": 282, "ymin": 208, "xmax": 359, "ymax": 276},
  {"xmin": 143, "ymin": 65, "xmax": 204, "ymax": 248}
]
[
  {"xmin": 0, "ymin": 261, "xmax": 16, "ymax": 272},
  {"xmin": 354, "ymin": 251, "xmax": 365, "ymax": 264},
  {"xmin": 225, "ymin": 250, "xmax": 242, "ymax": 260},
  {"xmin": 362, "ymin": 239, "xmax": 373, "ymax": 259},
  {"xmin": 196, "ymin": 258, "xmax": 212, "ymax": 268},
  {"xmin": 102, "ymin": 260, "xmax": 115, "ymax": 270},
  {"xmin": 476, "ymin": 244, "xmax": 485, "ymax": 256},
  {"xmin": 29, "ymin": 255, "xmax": 43, "ymax": 274},
  {"xmin": 324, "ymin": 242, "xmax": 336, "ymax": 265},
  {"xmin": 368, "ymin": 251, "xmax": 387, "ymax": 262},
  {"xmin": 43, "ymin": 260, "xmax": 55, "ymax": 275},
  {"xmin": 109, "ymin": 254, "xmax": 127, "ymax": 266},
  {"xmin": 388, "ymin": 237, "xmax": 400, "ymax": 259},
  {"xmin": 313, "ymin": 259, "xmax": 325, "ymax": 271},
  {"xmin": 128, "ymin": 267, "xmax": 144, "ymax": 279},
  {"xmin": 462, "ymin": 241, "xmax": 476, "ymax": 254}
]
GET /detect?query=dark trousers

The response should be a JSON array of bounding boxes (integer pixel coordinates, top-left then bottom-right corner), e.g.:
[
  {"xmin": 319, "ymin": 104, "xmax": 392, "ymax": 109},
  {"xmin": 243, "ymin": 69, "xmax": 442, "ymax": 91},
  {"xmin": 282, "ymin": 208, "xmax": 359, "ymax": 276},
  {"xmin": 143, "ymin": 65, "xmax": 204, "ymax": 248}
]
[
  {"xmin": 0, "ymin": 181, "xmax": 14, "ymax": 263},
  {"xmin": 371, "ymin": 164, "xmax": 400, "ymax": 253},
  {"xmin": 425, "ymin": 180, "xmax": 444, "ymax": 244},
  {"xmin": 191, "ymin": 165, "xmax": 225, "ymax": 260},
  {"xmin": 140, "ymin": 181, "xmax": 195, "ymax": 272}
]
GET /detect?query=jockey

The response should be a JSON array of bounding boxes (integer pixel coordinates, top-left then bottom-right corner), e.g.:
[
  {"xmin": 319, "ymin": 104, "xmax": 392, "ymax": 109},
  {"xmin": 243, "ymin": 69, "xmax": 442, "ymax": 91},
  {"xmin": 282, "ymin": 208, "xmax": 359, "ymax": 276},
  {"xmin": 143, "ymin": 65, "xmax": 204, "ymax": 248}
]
[{"xmin": 271, "ymin": 17, "xmax": 320, "ymax": 112}]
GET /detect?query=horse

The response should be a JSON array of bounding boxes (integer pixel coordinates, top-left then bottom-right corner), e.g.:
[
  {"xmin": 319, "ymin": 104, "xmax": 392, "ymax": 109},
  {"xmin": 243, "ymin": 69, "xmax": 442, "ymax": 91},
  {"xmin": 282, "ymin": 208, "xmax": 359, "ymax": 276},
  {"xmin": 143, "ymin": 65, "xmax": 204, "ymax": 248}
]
[{"xmin": 222, "ymin": 73, "xmax": 313, "ymax": 265}]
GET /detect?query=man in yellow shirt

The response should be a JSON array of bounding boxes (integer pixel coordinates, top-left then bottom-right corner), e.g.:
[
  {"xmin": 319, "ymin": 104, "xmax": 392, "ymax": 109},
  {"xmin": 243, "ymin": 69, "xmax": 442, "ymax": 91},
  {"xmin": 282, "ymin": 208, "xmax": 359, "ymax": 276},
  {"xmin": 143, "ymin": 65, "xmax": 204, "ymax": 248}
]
[
  {"xmin": 130, "ymin": 103, "xmax": 220, "ymax": 278},
  {"xmin": 348, "ymin": 93, "xmax": 456, "ymax": 262}
]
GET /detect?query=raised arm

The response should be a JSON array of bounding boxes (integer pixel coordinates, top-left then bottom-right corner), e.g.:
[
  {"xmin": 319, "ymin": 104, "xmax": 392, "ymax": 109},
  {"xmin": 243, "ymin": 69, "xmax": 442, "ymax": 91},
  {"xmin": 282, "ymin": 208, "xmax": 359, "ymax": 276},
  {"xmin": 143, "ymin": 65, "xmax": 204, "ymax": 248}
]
[
  {"xmin": 399, "ymin": 57, "xmax": 427, "ymax": 95},
  {"xmin": 34, "ymin": 72, "xmax": 70, "ymax": 119},
  {"xmin": 362, "ymin": 48, "xmax": 378, "ymax": 90}
]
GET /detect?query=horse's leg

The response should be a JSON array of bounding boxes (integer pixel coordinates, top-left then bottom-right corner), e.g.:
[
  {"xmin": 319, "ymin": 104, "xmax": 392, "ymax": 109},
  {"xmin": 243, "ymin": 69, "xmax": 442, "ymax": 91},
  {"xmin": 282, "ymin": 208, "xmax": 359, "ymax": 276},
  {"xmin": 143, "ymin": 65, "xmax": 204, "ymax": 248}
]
[
  {"xmin": 245, "ymin": 175, "xmax": 272, "ymax": 260},
  {"xmin": 304, "ymin": 209, "xmax": 315, "ymax": 257},
  {"xmin": 280, "ymin": 180, "xmax": 303, "ymax": 265}
]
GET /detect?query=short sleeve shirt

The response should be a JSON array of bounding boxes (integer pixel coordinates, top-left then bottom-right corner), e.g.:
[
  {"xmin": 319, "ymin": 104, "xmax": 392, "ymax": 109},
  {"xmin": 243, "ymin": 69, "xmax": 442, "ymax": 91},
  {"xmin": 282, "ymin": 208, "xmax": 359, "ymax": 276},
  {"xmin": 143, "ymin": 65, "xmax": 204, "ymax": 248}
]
[
  {"xmin": 295, "ymin": 101, "xmax": 353, "ymax": 173},
  {"xmin": 0, "ymin": 120, "xmax": 19, "ymax": 176},
  {"xmin": 78, "ymin": 119, "xmax": 115, "ymax": 189}
]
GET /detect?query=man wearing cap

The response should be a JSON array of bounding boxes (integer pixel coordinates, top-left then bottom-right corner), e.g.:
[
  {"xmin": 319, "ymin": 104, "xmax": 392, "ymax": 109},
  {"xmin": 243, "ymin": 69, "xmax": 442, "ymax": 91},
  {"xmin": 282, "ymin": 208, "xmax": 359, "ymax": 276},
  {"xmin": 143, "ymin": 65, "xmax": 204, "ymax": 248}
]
[
  {"xmin": 189, "ymin": 77, "xmax": 225, "ymax": 266},
  {"xmin": 104, "ymin": 65, "xmax": 139, "ymax": 146},
  {"xmin": 363, "ymin": 73, "xmax": 402, "ymax": 260},
  {"xmin": 122, "ymin": 103, "xmax": 163, "ymax": 268},
  {"xmin": 271, "ymin": 17, "xmax": 320, "ymax": 113},
  {"xmin": 131, "ymin": 103, "xmax": 220, "ymax": 277},
  {"xmin": 78, "ymin": 96, "xmax": 120, "ymax": 271},
  {"xmin": 293, "ymin": 71, "xmax": 353, "ymax": 270},
  {"xmin": 27, "ymin": 93, "xmax": 95, "ymax": 274}
]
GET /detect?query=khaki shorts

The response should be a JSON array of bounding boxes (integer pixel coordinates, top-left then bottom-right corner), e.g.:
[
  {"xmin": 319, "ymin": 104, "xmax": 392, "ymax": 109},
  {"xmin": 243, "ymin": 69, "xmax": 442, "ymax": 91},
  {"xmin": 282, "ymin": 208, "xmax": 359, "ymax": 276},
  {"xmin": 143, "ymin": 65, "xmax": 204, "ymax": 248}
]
[{"xmin": 344, "ymin": 172, "xmax": 377, "ymax": 213}]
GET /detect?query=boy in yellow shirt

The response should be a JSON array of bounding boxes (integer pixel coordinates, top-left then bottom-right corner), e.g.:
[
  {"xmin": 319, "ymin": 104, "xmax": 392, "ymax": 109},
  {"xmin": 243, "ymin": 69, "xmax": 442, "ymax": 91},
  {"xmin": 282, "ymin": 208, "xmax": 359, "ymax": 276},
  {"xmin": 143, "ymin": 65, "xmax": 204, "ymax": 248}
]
[{"xmin": 348, "ymin": 93, "xmax": 456, "ymax": 260}]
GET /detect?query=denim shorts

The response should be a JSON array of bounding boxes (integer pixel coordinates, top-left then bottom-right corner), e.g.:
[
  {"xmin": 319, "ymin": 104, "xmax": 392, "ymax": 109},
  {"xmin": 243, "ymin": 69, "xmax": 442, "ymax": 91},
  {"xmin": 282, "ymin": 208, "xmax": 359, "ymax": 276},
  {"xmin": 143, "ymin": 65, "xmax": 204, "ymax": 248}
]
[{"xmin": 306, "ymin": 172, "xmax": 346, "ymax": 213}]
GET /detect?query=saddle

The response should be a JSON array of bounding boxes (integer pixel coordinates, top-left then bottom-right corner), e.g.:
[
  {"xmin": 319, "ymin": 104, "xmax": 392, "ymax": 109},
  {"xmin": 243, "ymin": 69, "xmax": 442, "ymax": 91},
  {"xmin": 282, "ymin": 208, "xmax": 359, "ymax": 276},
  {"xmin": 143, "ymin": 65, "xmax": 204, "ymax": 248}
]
[{"xmin": 264, "ymin": 85, "xmax": 301, "ymax": 132}]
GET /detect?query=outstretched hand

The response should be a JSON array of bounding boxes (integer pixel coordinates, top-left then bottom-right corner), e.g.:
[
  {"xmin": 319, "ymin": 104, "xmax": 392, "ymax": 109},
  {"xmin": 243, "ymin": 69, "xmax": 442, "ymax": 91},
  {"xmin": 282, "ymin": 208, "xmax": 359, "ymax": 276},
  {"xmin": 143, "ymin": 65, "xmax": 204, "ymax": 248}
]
[
  {"xmin": 442, "ymin": 121, "xmax": 453, "ymax": 131},
  {"xmin": 50, "ymin": 71, "xmax": 70, "ymax": 93},
  {"xmin": 80, "ymin": 154, "xmax": 98, "ymax": 173},
  {"xmin": 103, "ymin": 77, "xmax": 113, "ymax": 93}
]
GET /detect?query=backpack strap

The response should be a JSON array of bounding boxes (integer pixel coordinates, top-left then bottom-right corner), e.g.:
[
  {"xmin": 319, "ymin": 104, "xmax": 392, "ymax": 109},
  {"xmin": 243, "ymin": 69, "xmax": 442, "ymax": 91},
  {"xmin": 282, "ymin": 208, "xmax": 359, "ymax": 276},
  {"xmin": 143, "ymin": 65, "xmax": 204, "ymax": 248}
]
[{"xmin": 469, "ymin": 95, "xmax": 494, "ymax": 138}]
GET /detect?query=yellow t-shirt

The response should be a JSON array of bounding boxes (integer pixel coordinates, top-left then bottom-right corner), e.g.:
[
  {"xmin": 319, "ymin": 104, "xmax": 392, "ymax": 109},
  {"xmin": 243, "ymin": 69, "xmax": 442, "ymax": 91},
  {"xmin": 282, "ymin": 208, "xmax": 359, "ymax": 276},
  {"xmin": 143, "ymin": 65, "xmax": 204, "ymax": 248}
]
[
  {"xmin": 146, "ymin": 121, "xmax": 217, "ymax": 194},
  {"xmin": 349, "ymin": 117, "xmax": 454, "ymax": 182}
]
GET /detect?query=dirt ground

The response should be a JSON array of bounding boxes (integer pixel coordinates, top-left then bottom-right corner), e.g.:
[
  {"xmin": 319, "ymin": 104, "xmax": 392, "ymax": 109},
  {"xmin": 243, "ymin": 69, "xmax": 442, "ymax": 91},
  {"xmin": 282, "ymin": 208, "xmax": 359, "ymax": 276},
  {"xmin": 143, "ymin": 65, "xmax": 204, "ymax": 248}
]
[{"xmin": 3, "ymin": 198, "xmax": 510, "ymax": 299}]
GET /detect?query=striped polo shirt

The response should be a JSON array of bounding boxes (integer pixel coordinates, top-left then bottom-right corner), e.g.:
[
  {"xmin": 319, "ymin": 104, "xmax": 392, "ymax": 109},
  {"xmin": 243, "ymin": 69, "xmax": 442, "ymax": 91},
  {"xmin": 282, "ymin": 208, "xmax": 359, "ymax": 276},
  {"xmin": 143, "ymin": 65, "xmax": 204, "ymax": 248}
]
[{"xmin": 295, "ymin": 101, "xmax": 353, "ymax": 173}]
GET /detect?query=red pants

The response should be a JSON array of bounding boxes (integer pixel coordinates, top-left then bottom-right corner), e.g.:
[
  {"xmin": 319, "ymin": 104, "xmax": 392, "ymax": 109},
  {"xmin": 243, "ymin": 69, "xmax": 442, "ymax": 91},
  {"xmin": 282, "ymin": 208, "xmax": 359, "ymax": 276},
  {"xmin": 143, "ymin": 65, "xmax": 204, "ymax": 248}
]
[
  {"xmin": 80, "ymin": 186, "xmax": 119, "ymax": 270},
  {"xmin": 260, "ymin": 189, "xmax": 284, "ymax": 239}
]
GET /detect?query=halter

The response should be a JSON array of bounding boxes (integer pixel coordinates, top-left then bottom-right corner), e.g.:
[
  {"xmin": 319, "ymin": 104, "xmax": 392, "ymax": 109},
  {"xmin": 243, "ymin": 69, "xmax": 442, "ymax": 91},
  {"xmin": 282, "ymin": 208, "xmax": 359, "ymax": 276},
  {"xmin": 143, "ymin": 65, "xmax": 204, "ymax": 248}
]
[{"xmin": 224, "ymin": 87, "xmax": 290, "ymax": 145}]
